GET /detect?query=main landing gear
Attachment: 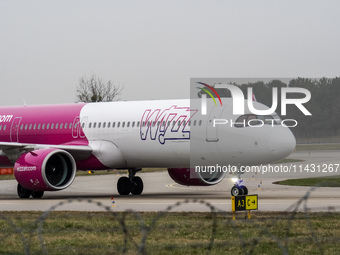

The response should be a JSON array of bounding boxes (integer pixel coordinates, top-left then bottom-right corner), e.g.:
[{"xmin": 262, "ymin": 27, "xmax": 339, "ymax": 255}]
[
  {"xmin": 17, "ymin": 184, "xmax": 44, "ymax": 199},
  {"xmin": 230, "ymin": 179, "xmax": 248, "ymax": 196},
  {"xmin": 117, "ymin": 168, "xmax": 144, "ymax": 195}
]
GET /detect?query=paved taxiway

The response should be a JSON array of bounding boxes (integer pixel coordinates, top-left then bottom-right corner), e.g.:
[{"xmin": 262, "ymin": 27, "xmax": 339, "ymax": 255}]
[{"xmin": 0, "ymin": 150, "xmax": 340, "ymax": 212}]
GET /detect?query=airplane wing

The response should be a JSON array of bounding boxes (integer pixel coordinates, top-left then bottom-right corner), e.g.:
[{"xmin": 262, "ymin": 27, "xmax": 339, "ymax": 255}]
[{"xmin": 0, "ymin": 142, "xmax": 93, "ymax": 161}]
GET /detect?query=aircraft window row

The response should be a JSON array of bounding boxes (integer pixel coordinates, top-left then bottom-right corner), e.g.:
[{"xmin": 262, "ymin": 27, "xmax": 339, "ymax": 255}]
[
  {"xmin": 0, "ymin": 120, "xmax": 204, "ymax": 132},
  {"xmin": 19, "ymin": 123, "xmax": 74, "ymax": 131},
  {"xmin": 234, "ymin": 114, "xmax": 281, "ymax": 128},
  {"xmin": 0, "ymin": 123, "xmax": 76, "ymax": 132},
  {"xmin": 86, "ymin": 120, "xmax": 203, "ymax": 129}
]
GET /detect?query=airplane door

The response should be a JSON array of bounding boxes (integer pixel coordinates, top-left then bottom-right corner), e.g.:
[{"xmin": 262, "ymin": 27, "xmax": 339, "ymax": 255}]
[
  {"xmin": 79, "ymin": 116, "xmax": 88, "ymax": 138},
  {"xmin": 10, "ymin": 117, "xmax": 22, "ymax": 142},
  {"xmin": 206, "ymin": 106, "xmax": 224, "ymax": 142},
  {"xmin": 72, "ymin": 116, "xmax": 80, "ymax": 138}
]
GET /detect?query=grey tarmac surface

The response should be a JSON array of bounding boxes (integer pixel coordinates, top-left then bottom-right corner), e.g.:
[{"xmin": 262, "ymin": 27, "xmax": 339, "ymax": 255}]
[{"xmin": 0, "ymin": 150, "xmax": 340, "ymax": 212}]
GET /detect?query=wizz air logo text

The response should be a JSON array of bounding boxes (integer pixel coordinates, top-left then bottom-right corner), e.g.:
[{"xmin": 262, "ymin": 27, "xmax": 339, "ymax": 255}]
[{"xmin": 140, "ymin": 105, "xmax": 197, "ymax": 144}]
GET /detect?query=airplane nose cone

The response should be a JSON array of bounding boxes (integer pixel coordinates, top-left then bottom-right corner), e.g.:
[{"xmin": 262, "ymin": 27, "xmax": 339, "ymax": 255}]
[{"xmin": 270, "ymin": 128, "xmax": 296, "ymax": 160}]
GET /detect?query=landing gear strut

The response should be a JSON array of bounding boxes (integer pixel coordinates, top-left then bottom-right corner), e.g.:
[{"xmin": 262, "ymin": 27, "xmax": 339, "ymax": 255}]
[
  {"xmin": 117, "ymin": 168, "xmax": 144, "ymax": 195},
  {"xmin": 17, "ymin": 184, "xmax": 44, "ymax": 199}
]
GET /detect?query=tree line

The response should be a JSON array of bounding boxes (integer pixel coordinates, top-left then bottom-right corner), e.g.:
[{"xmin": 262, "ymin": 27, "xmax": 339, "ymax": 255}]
[{"xmin": 198, "ymin": 77, "xmax": 340, "ymax": 143}]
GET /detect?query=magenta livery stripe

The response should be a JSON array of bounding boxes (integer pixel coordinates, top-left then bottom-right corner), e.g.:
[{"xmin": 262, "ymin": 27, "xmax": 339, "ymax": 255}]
[
  {"xmin": 196, "ymin": 82, "xmax": 223, "ymax": 106},
  {"xmin": 0, "ymin": 104, "xmax": 88, "ymax": 145}
]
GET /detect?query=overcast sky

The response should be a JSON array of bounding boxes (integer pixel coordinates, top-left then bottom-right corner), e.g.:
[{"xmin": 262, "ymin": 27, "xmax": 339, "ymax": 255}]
[{"xmin": 0, "ymin": 1, "xmax": 339, "ymax": 106}]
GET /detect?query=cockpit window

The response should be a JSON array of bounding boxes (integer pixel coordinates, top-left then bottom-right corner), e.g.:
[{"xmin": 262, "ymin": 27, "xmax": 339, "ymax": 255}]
[{"xmin": 234, "ymin": 114, "xmax": 281, "ymax": 128}]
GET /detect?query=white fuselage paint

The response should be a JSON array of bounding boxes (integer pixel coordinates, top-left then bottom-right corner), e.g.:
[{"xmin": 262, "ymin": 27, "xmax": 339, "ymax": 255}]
[{"xmin": 79, "ymin": 98, "xmax": 296, "ymax": 169}]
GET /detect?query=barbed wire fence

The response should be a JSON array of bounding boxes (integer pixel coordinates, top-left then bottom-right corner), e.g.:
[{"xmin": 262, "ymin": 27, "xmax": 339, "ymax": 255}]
[{"xmin": 1, "ymin": 185, "xmax": 340, "ymax": 255}]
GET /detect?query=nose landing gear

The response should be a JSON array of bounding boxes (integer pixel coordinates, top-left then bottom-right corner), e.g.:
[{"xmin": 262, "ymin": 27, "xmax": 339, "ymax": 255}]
[{"xmin": 231, "ymin": 179, "xmax": 248, "ymax": 196}]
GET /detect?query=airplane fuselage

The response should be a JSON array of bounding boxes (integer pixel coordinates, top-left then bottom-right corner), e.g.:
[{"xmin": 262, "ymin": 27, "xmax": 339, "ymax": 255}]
[{"xmin": 0, "ymin": 98, "xmax": 296, "ymax": 198}]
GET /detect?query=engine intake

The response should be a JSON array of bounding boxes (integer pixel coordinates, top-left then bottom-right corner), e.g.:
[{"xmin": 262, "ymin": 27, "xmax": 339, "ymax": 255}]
[
  {"xmin": 14, "ymin": 148, "xmax": 77, "ymax": 191},
  {"xmin": 167, "ymin": 168, "xmax": 226, "ymax": 186}
]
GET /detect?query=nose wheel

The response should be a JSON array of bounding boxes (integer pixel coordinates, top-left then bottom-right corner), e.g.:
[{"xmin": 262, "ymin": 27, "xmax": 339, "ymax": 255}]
[
  {"xmin": 117, "ymin": 168, "xmax": 144, "ymax": 195},
  {"xmin": 231, "ymin": 178, "xmax": 248, "ymax": 196},
  {"xmin": 231, "ymin": 185, "xmax": 248, "ymax": 196}
]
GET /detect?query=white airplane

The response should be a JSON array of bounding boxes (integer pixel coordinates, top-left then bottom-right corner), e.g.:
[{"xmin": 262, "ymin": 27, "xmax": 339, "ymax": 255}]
[{"xmin": 0, "ymin": 98, "xmax": 296, "ymax": 198}]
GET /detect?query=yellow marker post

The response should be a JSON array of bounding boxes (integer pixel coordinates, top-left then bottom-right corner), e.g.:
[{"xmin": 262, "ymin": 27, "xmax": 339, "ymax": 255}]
[
  {"xmin": 231, "ymin": 196, "xmax": 236, "ymax": 220},
  {"xmin": 231, "ymin": 194, "xmax": 258, "ymax": 220}
]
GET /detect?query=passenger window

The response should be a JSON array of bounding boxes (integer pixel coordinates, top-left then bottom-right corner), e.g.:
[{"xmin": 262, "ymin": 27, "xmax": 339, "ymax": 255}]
[
  {"xmin": 46, "ymin": 124, "xmax": 50, "ymax": 129},
  {"xmin": 20, "ymin": 124, "xmax": 23, "ymax": 130},
  {"xmin": 93, "ymin": 123, "xmax": 97, "ymax": 128},
  {"xmin": 193, "ymin": 120, "xmax": 197, "ymax": 126},
  {"xmin": 69, "ymin": 123, "xmax": 72, "ymax": 129},
  {"xmin": 132, "ymin": 122, "xmax": 135, "ymax": 127},
  {"xmin": 42, "ymin": 124, "xmax": 45, "ymax": 129},
  {"xmin": 29, "ymin": 124, "xmax": 32, "ymax": 130},
  {"xmin": 199, "ymin": 120, "xmax": 202, "ymax": 126},
  {"xmin": 51, "ymin": 124, "xmax": 54, "ymax": 129},
  {"xmin": 38, "ymin": 124, "xmax": 41, "ymax": 130},
  {"xmin": 55, "ymin": 123, "xmax": 59, "ymax": 129},
  {"xmin": 122, "ymin": 122, "xmax": 125, "ymax": 128},
  {"xmin": 112, "ymin": 122, "xmax": 115, "ymax": 128},
  {"xmin": 0, "ymin": 125, "xmax": 2, "ymax": 131},
  {"xmin": 98, "ymin": 122, "xmax": 101, "ymax": 128},
  {"xmin": 33, "ymin": 124, "xmax": 36, "ymax": 130},
  {"xmin": 103, "ymin": 122, "xmax": 106, "ymax": 128},
  {"xmin": 107, "ymin": 122, "xmax": 111, "ymax": 128},
  {"xmin": 127, "ymin": 122, "xmax": 130, "ymax": 127},
  {"xmin": 117, "ymin": 122, "xmax": 120, "ymax": 128},
  {"xmin": 89, "ymin": 123, "xmax": 92, "ymax": 128}
]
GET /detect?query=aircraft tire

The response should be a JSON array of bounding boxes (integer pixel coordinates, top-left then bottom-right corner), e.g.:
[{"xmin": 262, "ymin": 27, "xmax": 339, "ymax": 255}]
[
  {"xmin": 17, "ymin": 184, "xmax": 31, "ymax": 199},
  {"xmin": 32, "ymin": 191, "xmax": 44, "ymax": 199},
  {"xmin": 230, "ymin": 185, "xmax": 244, "ymax": 196},
  {"xmin": 242, "ymin": 186, "xmax": 248, "ymax": 195},
  {"xmin": 131, "ymin": 176, "xmax": 143, "ymax": 195},
  {"xmin": 117, "ymin": 177, "xmax": 132, "ymax": 195}
]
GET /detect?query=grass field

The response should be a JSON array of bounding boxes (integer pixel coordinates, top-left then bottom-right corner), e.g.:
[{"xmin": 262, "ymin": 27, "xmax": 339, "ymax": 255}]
[
  {"xmin": 1, "ymin": 211, "xmax": 340, "ymax": 255},
  {"xmin": 276, "ymin": 175, "xmax": 340, "ymax": 187}
]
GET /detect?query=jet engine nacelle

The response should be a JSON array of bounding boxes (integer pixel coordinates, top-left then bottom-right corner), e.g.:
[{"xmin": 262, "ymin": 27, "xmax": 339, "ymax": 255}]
[
  {"xmin": 14, "ymin": 148, "xmax": 77, "ymax": 191},
  {"xmin": 167, "ymin": 168, "xmax": 226, "ymax": 186}
]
